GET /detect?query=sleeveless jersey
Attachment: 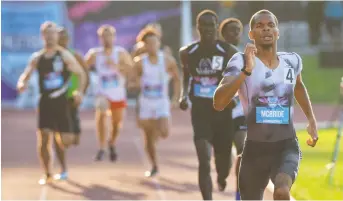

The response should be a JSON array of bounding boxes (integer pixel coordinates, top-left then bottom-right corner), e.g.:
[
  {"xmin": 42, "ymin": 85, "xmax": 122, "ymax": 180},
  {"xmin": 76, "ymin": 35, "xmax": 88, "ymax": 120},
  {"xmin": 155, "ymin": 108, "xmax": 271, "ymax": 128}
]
[
  {"xmin": 139, "ymin": 51, "xmax": 170, "ymax": 101},
  {"xmin": 224, "ymin": 52, "xmax": 303, "ymax": 142},
  {"xmin": 185, "ymin": 40, "xmax": 238, "ymax": 106},
  {"xmin": 37, "ymin": 51, "xmax": 70, "ymax": 98},
  {"xmin": 94, "ymin": 46, "xmax": 126, "ymax": 101},
  {"xmin": 66, "ymin": 48, "xmax": 79, "ymax": 98}
]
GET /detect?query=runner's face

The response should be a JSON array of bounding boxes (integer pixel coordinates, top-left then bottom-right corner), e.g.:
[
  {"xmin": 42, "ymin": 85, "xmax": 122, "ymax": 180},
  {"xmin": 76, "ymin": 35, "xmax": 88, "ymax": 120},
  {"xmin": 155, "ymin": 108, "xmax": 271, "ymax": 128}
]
[
  {"xmin": 197, "ymin": 14, "xmax": 217, "ymax": 43},
  {"xmin": 43, "ymin": 26, "xmax": 58, "ymax": 47},
  {"xmin": 250, "ymin": 13, "xmax": 279, "ymax": 48},
  {"xmin": 222, "ymin": 22, "xmax": 242, "ymax": 46},
  {"xmin": 58, "ymin": 31, "xmax": 69, "ymax": 48},
  {"xmin": 100, "ymin": 30, "xmax": 114, "ymax": 48},
  {"xmin": 145, "ymin": 35, "xmax": 160, "ymax": 54}
]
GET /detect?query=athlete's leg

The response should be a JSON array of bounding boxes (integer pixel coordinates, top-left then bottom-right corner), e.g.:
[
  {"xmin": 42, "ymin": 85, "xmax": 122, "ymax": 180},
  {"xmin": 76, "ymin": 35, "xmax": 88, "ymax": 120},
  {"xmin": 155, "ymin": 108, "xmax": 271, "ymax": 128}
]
[
  {"xmin": 271, "ymin": 138, "xmax": 301, "ymax": 200},
  {"xmin": 155, "ymin": 117, "xmax": 170, "ymax": 139},
  {"xmin": 37, "ymin": 129, "xmax": 53, "ymax": 184},
  {"xmin": 108, "ymin": 101, "xmax": 126, "ymax": 161},
  {"xmin": 94, "ymin": 96, "xmax": 109, "ymax": 160},
  {"xmin": 141, "ymin": 119, "xmax": 159, "ymax": 176},
  {"xmin": 191, "ymin": 105, "xmax": 214, "ymax": 200},
  {"xmin": 239, "ymin": 141, "xmax": 272, "ymax": 200},
  {"xmin": 212, "ymin": 108, "xmax": 234, "ymax": 192},
  {"xmin": 232, "ymin": 118, "xmax": 247, "ymax": 200}
]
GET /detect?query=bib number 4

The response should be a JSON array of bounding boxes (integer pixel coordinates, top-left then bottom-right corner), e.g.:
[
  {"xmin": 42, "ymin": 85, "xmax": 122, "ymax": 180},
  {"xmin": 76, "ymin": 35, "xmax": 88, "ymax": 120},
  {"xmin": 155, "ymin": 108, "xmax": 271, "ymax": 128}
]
[{"xmin": 284, "ymin": 67, "xmax": 295, "ymax": 84}]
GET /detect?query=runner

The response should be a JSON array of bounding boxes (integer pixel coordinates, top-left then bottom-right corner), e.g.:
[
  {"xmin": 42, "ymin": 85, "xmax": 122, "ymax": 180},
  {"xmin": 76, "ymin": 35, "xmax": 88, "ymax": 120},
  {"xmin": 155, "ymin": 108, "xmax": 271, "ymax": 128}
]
[
  {"xmin": 131, "ymin": 28, "xmax": 180, "ymax": 177},
  {"xmin": 214, "ymin": 10, "xmax": 319, "ymax": 200},
  {"xmin": 131, "ymin": 23, "xmax": 172, "ymax": 58},
  {"xmin": 179, "ymin": 10, "xmax": 238, "ymax": 200},
  {"xmin": 58, "ymin": 26, "xmax": 90, "ymax": 146},
  {"xmin": 85, "ymin": 24, "xmax": 133, "ymax": 162},
  {"xmin": 16, "ymin": 21, "xmax": 87, "ymax": 184},
  {"xmin": 219, "ymin": 17, "xmax": 245, "ymax": 200}
]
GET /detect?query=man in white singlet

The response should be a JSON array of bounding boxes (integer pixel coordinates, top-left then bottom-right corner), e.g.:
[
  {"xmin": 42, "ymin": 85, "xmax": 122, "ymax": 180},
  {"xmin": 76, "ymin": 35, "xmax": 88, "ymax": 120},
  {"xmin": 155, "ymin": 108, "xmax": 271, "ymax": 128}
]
[
  {"xmin": 131, "ymin": 29, "xmax": 180, "ymax": 177},
  {"xmin": 85, "ymin": 25, "xmax": 133, "ymax": 162},
  {"xmin": 214, "ymin": 10, "xmax": 318, "ymax": 200}
]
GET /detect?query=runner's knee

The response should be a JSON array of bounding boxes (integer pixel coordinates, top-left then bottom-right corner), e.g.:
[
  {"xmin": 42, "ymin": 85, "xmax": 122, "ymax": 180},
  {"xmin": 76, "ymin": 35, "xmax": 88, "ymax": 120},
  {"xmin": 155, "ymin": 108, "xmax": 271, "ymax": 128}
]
[{"xmin": 37, "ymin": 129, "xmax": 51, "ymax": 150}]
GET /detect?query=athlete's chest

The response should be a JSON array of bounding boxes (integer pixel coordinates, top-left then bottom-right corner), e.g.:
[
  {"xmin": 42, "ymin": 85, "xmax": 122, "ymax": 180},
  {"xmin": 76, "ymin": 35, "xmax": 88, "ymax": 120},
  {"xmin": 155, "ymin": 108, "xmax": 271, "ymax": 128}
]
[{"xmin": 189, "ymin": 48, "xmax": 229, "ymax": 77}]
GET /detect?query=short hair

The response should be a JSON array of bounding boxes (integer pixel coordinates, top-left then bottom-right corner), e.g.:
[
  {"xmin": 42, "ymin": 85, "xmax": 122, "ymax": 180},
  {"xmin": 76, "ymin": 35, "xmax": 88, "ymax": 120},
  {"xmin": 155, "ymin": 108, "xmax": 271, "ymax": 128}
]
[
  {"xmin": 40, "ymin": 21, "xmax": 57, "ymax": 33},
  {"xmin": 219, "ymin": 18, "xmax": 243, "ymax": 37},
  {"xmin": 97, "ymin": 24, "xmax": 116, "ymax": 36},
  {"xmin": 249, "ymin": 9, "xmax": 278, "ymax": 30},
  {"xmin": 136, "ymin": 27, "xmax": 160, "ymax": 43},
  {"xmin": 196, "ymin": 9, "xmax": 218, "ymax": 25}
]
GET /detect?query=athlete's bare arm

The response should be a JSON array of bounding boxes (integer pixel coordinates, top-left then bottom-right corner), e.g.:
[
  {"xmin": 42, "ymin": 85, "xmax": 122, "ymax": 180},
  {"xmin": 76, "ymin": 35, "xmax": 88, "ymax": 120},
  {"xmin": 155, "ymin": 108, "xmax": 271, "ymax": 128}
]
[
  {"xmin": 73, "ymin": 52, "xmax": 90, "ymax": 93},
  {"xmin": 129, "ymin": 56, "xmax": 143, "ymax": 90},
  {"xmin": 131, "ymin": 42, "xmax": 145, "ymax": 58},
  {"xmin": 59, "ymin": 47, "xmax": 87, "ymax": 95},
  {"xmin": 17, "ymin": 51, "xmax": 42, "ymax": 93},
  {"xmin": 294, "ymin": 73, "xmax": 318, "ymax": 146},
  {"xmin": 213, "ymin": 73, "xmax": 247, "ymax": 111},
  {"xmin": 84, "ymin": 48, "xmax": 97, "ymax": 70},
  {"xmin": 118, "ymin": 49, "xmax": 134, "ymax": 76},
  {"xmin": 179, "ymin": 47, "xmax": 191, "ymax": 100},
  {"xmin": 163, "ymin": 45, "xmax": 173, "ymax": 56},
  {"xmin": 166, "ymin": 54, "xmax": 181, "ymax": 102}
]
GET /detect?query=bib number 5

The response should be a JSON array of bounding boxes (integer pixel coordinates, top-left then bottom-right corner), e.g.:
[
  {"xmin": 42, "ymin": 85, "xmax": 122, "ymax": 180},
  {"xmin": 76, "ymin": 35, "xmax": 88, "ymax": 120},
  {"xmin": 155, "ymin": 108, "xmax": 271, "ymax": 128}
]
[
  {"xmin": 284, "ymin": 67, "xmax": 295, "ymax": 84},
  {"xmin": 212, "ymin": 56, "xmax": 224, "ymax": 70}
]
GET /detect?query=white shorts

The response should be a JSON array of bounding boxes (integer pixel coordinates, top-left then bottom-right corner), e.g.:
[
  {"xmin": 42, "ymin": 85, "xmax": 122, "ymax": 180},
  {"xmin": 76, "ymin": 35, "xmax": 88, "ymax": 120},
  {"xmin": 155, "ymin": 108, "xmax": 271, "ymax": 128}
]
[{"xmin": 138, "ymin": 97, "xmax": 170, "ymax": 120}]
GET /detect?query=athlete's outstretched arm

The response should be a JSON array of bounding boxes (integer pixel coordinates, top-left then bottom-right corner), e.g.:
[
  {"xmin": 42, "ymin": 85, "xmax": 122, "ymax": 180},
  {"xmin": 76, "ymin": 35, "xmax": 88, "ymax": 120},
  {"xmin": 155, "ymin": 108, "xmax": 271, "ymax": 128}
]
[
  {"xmin": 179, "ymin": 47, "xmax": 190, "ymax": 100},
  {"xmin": 17, "ymin": 51, "xmax": 41, "ymax": 92},
  {"xmin": 166, "ymin": 55, "xmax": 181, "ymax": 103},
  {"xmin": 59, "ymin": 47, "xmax": 87, "ymax": 95},
  {"xmin": 73, "ymin": 52, "xmax": 90, "ymax": 93}
]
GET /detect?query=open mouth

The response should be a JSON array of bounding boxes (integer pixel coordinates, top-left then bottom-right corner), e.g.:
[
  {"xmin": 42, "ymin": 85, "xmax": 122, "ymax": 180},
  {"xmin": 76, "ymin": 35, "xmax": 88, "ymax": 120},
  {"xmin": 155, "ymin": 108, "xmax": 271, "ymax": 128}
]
[{"xmin": 262, "ymin": 35, "xmax": 273, "ymax": 41}]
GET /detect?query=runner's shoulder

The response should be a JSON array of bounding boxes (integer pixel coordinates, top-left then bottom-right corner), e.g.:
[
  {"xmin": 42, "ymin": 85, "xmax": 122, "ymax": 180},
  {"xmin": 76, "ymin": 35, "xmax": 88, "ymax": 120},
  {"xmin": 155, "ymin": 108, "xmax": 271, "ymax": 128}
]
[
  {"xmin": 179, "ymin": 41, "xmax": 200, "ymax": 55},
  {"xmin": 277, "ymin": 52, "xmax": 302, "ymax": 71}
]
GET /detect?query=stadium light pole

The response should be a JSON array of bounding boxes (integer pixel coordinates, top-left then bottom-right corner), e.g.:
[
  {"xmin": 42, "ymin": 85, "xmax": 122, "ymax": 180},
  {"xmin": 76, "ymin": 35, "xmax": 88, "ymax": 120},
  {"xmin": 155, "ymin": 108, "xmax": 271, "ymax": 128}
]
[{"xmin": 181, "ymin": 0, "xmax": 192, "ymax": 47}]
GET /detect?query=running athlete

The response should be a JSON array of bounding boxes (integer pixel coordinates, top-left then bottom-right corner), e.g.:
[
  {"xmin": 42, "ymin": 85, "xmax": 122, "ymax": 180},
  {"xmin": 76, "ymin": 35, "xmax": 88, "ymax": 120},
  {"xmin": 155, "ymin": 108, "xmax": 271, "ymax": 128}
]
[
  {"xmin": 179, "ymin": 10, "xmax": 238, "ymax": 200},
  {"xmin": 58, "ymin": 27, "xmax": 89, "ymax": 146},
  {"xmin": 131, "ymin": 23, "xmax": 172, "ymax": 58},
  {"xmin": 131, "ymin": 29, "xmax": 180, "ymax": 177},
  {"xmin": 85, "ymin": 25, "xmax": 133, "ymax": 162},
  {"xmin": 17, "ymin": 21, "xmax": 87, "ymax": 184},
  {"xmin": 219, "ymin": 17, "xmax": 245, "ymax": 200},
  {"xmin": 214, "ymin": 10, "xmax": 319, "ymax": 200}
]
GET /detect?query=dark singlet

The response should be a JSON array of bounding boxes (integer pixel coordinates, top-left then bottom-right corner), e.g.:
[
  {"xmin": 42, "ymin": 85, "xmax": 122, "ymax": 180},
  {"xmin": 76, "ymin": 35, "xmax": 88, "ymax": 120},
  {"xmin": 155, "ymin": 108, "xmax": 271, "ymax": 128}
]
[
  {"xmin": 185, "ymin": 40, "xmax": 237, "ymax": 106},
  {"xmin": 37, "ymin": 51, "xmax": 70, "ymax": 98}
]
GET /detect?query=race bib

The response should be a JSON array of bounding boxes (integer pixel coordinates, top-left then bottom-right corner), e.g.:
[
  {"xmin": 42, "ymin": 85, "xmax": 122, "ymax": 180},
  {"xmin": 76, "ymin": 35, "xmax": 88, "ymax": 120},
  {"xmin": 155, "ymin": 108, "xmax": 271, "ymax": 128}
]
[
  {"xmin": 284, "ymin": 67, "xmax": 295, "ymax": 85},
  {"xmin": 143, "ymin": 85, "xmax": 163, "ymax": 99},
  {"xmin": 255, "ymin": 96, "xmax": 290, "ymax": 124},
  {"xmin": 101, "ymin": 75, "xmax": 118, "ymax": 89},
  {"xmin": 44, "ymin": 73, "xmax": 64, "ymax": 90},
  {"xmin": 212, "ymin": 56, "xmax": 224, "ymax": 70},
  {"xmin": 194, "ymin": 84, "xmax": 217, "ymax": 98}
]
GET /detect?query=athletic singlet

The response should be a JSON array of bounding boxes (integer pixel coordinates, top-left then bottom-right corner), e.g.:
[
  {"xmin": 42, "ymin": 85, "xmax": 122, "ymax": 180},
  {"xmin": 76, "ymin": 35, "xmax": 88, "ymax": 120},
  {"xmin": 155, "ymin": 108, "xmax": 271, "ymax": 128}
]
[
  {"xmin": 184, "ymin": 40, "xmax": 237, "ymax": 106},
  {"xmin": 224, "ymin": 52, "xmax": 303, "ymax": 142},
  {"xmin": 67, "ymin": 48, "xmax": 79, "ymax": 98},
  {"xmin": 139, "ymin": 51, "xmax": 170, "ymax": 101},
  {"xmin": 94, "ymin": 46, "xmax": 126, "ymax": 102},
  {"xmin": 37, "ymin": 51, "xmax": 70, "ymax": 98}
]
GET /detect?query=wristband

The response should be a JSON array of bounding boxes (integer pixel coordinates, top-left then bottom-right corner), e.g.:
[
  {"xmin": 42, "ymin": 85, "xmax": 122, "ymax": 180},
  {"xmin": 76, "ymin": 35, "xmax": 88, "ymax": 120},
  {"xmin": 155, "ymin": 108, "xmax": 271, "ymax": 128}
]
[{"xmin": 241, "ymin": 67, "xmax": 252, "ymax": 76}]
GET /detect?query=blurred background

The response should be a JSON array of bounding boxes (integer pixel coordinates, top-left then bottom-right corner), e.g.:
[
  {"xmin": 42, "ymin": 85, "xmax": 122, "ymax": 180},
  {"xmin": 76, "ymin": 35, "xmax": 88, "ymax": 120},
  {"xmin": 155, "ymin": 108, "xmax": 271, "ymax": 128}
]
[{"xmin": 1, "ymin": 1, "xmax": 343, "ymax": 200}]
